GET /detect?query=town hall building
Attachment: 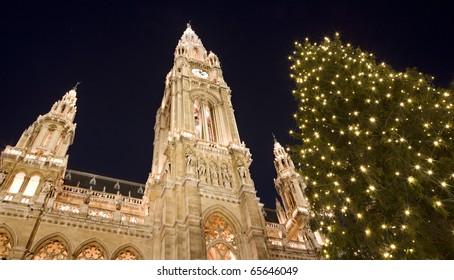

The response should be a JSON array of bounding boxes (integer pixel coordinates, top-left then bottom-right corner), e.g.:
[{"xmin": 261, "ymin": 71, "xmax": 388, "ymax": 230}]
[{"xmin": 0, "ymin": 24, "xmax": 322, "ymax": 260}]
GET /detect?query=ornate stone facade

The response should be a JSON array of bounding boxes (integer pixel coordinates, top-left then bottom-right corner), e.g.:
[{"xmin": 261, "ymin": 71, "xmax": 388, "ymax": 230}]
[{"xmin": 0, "ymin": 24, "xmax": 321, "ymax": 260}]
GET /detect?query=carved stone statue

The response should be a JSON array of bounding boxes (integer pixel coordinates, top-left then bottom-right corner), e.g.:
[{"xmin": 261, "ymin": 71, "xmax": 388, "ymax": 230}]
[
  {"xmin": 210, "ymin": 163, "xmax": 219, "ymax": 185},
  {"xmin": 164, "ymin": 160, "xmax": 171, "ymax": 174},
  {"xmin": 185, "ymin": 151, "xmax": 196, "ymax": 173},
  {"xmin": 237, "ymin": 161, "xmax": 247, "ymax": 182},
  {"xmin": 84, "ymin": 187, "xmax": 93, "ymax": 204},
  {"xmin": 221, "ymin": 164, "xmax": 231, "ymax": 188},
  {"xmin": 42, "ymin": 180, "xmax": 53, "ymax": 193},
  {"xmin": 115, "ymin": 191, "xmax": 122, "ymax": 211},
  {"xmin": 198, "ymin": 158, "xmax": 206, "ymax": 177}
]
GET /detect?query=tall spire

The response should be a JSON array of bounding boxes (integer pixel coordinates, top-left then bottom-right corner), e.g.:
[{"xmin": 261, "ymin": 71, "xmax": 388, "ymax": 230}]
[
  {"xmin": 174, "ymin": 23, "xmax": 207, "ymax": 62},
  {"xmin": 13, "ymin": 87, "xmax": 77, "ymax": 158}
]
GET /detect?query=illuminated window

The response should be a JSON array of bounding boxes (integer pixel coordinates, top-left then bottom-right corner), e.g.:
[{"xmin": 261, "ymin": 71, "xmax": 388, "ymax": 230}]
[
  {"xmin": 8, "ymin": 172, "xmax": 26, "ymax": 194},
  {"xmin": 42, "ymin": 129, "xmax": 54, "ymax": 147},
  {"xmin": 204, "ymin": 214, "xmax": 239, "ymax": 260},
  {"xmin": 194, "ymin": 98, "xmax": 216, "ymax": 142},
  {"xmin": 53, "ymin": 136, "xmax": 62, "ymax": 153},
  {"xmin": 33, "ymin": 240, "xmax": 68, "ymax": 260},
  {"xmin": 75, "ymin": 243, "xmax": 105, "ymax": 260},
  {"xmin": 114, "ymin": 248, "xmax": 140, "ymax": 260},
  {"xmin": 193, "ymin": 47, "xmax": 199, "ymax": 59},
  {"xmin": 207, "ymin": 242, "xmax": 237, "ymax": 260},
  {"xmin": 0, "ymin": 231, "xmax": 12, "ymax": 260},
  {"xmin": 23, "ymin": 175, "xmax": 40, "ymax": 197}
]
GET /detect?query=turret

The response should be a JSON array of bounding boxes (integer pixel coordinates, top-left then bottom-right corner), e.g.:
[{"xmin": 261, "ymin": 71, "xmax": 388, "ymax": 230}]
[
  {"xmin": 0, "ymin": 86, "xmax": 78, "ymax": 205},
  {"xmin": 273, "ymin": 136, "xmax": 310, "ymax": 239},
  {"xmin": 15, "ymin": 86, "xmax": 78, "ymax": 158}
]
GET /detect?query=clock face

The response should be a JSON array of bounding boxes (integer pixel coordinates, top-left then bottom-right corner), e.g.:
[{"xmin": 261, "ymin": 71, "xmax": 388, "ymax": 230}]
[{"xmin": 192, "ymin": 68, "xmax": 208, "ymax": 79}]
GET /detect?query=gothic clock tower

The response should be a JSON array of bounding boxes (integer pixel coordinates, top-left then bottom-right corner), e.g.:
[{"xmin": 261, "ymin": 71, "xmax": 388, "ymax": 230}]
[{"xmin": 146, "ymin": 24, "xmax": 269, "ymax": 260}]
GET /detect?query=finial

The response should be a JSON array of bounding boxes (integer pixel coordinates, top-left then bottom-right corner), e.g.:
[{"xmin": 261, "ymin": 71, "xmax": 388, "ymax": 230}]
[
  {"xmin": 187, "ymin": 21, "xmax": 192, "ymax": 29},
  {"xmin": 73, "ymin": 81, "xmax": 82, "ymax": 91},
  {"xmin": 272, "ymin": 133, "xmax": 277, "ymax": 143}
]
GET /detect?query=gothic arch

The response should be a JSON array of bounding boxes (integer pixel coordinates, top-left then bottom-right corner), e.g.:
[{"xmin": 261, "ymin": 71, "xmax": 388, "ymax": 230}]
[
  {"xmin": 190, "ymin": 90, "xmax": 222, "ymax": 105},
  {"xmin": 0, "ymin": 224, "xmax": 16, "ymax": 260},
  {"xmin": 207, "ymin": 240, "xmax": 238, "ymax": 260},
  {"xmin": 111, "ymin": 244, "xmax": 144, "ymax": 260},
  {"xmin": 23, "ymin": 171, "xmax": 44, "ymax": 196},
  {"xmin": 73, "ymin": 238, "xmax": 110, "ymax": 260},
  {"xmin": 202, "ymin": 206, "xmax": 242, "ymax": 260},
  {"xmin": 30, "ymin": 232, "xmax": 72, "ymax": 260},
  {"xmin": 6, "ymin": 171, "xmax": 26, "ymax": 194},
  {"xmin": 203, "ymin": 205, "xmax": 242, "ymax": 231}
]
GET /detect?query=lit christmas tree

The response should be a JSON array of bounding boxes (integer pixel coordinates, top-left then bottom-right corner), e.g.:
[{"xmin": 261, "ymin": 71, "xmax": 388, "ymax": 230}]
[{"xmin": 288, "ymin": 34, "xmax": 454, "ymax": 259}]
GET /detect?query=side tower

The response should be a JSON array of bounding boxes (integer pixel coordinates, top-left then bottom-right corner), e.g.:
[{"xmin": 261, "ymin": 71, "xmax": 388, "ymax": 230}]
[
  {"xmin": 1, "ymin": 87, "xmax": 77, "ymax": 204},
  {"xmin": 272, "ymin": 137, "xmax": 322, "ymax": 254},
  {"xmin": 146, "ymin": 24, "xmax": 268, "ymax": 259},
  {"xmin": 0, "ymin": 87, "xmax": 77, "ymax": 258}
]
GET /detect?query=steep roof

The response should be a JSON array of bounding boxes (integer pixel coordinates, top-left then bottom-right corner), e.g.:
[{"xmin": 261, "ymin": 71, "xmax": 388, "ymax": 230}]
[{"xmin": 63, "ymin": 169, "xmax": 145, "ymax": 199}]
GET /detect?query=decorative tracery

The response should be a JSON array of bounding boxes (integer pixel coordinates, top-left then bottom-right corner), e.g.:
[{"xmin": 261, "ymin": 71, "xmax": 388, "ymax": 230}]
[
  {"xmin": 0, "ymin": 231, "xmax": 12, "ymax": 260},
  {"xmin": 114, "ymin": 249, "xmax": 140, "ymax": 260},
  {"xmin": 75, "ymin": 243, "xmax": 105, "ymax": 260},
  {"xmin": 207, "ymin": 242, "xmax": 237, "ymax": 260},
  {"xmin": 204, "ymin": 214, "xmax": 239, "ymax": 260},
  {"xmin": 33, "ymin": 240, "xmax": 68, "ymax": 260}
]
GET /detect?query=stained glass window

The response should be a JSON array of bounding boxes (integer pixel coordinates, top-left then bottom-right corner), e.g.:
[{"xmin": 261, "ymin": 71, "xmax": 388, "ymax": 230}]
[
  {"xmin": 0, "ymin": 231, "xmax": 12, "ymax": 260},
  {"xmin": 114, "ymin": 249, "xmax": 139, "ymax": 260},
  {"xmin": 204, "ymin": 214, "xmax": 239, "ymax": 260},
  {"xmin": 33, "ymin": 240, "xmax": 68, "ymax": 260},
  {"xmin": 75, "ymin": 244, "xmax": 105, "ymax": 260}
]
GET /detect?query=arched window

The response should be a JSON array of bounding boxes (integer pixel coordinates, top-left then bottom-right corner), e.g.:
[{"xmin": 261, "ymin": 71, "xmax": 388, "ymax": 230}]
[
  {"xmin": 8, "ymin": 172, "xmax": 26, "ymax": 194},
  {"xmin": 193, "ymin": 47, "xmax": 199, "ymax": 59},
  {"xmin": 204, "ymin": 214, "xmax": 239, "ymax": 260},
  {"xmin": 23, "ymin": 175, "xmax": 40, "ymax": 197},
  {"xmin": 42, "ymin": 129, "xmax": 54, "ymax": 147},
  {"xmin": 75, "ymin": 243, "xmax": 106, "ymax": 260},
  {"xmin": 0, "ymin": 231, "xmax": 12, "ymax": 260},
  {"xmin": 114, "ymin": 248, "xmax": 141, "ymax": 260},
  {"xmin": 33, "ymin": 240, "xmax": 68, "ymax": 260},
  {"xmin": 194, "ymin": 98, "xmax": 216, "ymax": 142}
]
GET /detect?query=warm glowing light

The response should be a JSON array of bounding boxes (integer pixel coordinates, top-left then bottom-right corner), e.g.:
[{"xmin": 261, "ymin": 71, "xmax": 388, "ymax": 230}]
[{"xmin": 291, "ymin": 34, "xmax": 453, "ymax": 258}]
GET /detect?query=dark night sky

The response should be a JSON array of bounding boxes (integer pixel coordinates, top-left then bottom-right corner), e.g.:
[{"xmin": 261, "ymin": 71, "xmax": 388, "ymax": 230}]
[{"xmin": 1, "ymin": 1, "xmax": 453, "ymax": 208}]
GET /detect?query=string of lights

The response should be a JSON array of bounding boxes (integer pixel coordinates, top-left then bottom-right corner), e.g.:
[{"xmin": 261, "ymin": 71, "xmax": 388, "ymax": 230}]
[{"xmin": 288, "ymin": 34, "xmax": 454, "ymax": 259}]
